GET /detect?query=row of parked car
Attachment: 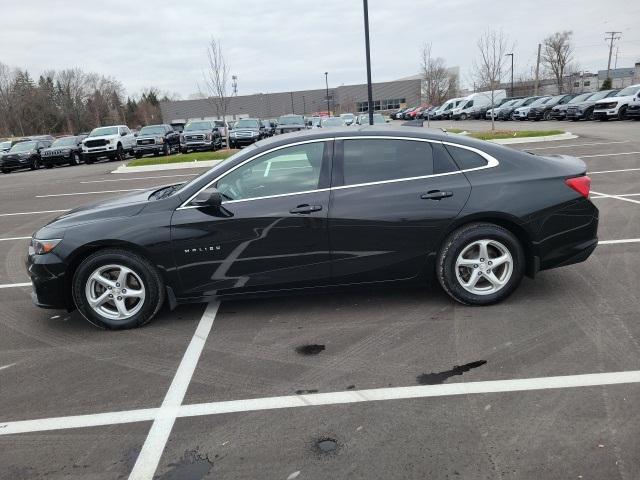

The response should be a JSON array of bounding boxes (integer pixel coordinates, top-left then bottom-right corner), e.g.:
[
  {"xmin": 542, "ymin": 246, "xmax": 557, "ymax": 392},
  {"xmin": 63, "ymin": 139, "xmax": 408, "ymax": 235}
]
[
  {"xmin": 0, "ymin": 111, "xmax": 389, "ymax": 173},
  {"xmin": 392, "ymin": 83, "xmax": 640, "ymax": 123}
]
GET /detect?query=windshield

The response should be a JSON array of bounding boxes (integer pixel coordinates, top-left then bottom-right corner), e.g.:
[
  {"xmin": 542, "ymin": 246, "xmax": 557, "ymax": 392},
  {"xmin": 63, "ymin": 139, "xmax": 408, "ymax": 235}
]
[
  {"xmin": 235, "ymin": 119, "xmax": 260, "ymax": 129},
  {"xmin": 501, "ymin": 100, "xmax": 516, "ymax": 107},
  {"xmin": 184, "ymin": 121, "xmax": 213, "ymax": 131},
  {"xmin": 569, "ymin": 93, "xmax": 594, "ymax": 103},
  {"xmin": 341, "ymin": 114, "xmax": 354, "ymax": 119},
  {"xmin": 89, "ymin": 127, "xmax": 118, "ymax": 137},
  {"xmin": 617, "ymin": 85, "xmax": 640, "ymax": 97},
  {"xmin": 278, "ymin": 115, "xmax": 304, "ymax": 125},
  {"xmin": 322, "ymin": 117, "xmax": 345, "ymax": 127},
  {"xmin": 10, "ymin": 140, "xmax": 37, "ymax": 152},
  {"xmin": 51, "ymin": 137, "xmax": 78, "ymax": 147},
  {"xmin": 0, "ymin": 141, "xmax": 11, "ymax": 150},
  {"xmin": 521, "ymin": 97, "xmax": 539, "ymax": 106},
  {"xmin": 586, "ymin": 90, "xmax": 612, "ymax": 101},
  {"xmin": 139, "ymin": 126, "xmax": 166, "ymax": 136}
]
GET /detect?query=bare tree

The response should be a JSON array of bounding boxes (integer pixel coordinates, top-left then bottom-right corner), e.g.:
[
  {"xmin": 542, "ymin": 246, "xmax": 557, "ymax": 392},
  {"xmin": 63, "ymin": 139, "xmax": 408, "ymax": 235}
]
[
  {"xmin": 202, "ymin": 38, "xmax": 231, "ymax": 148},
  {"xmin": 541, "ymin": 31, "xmax": 574, "ymax": 94},
  {"xmin": 474, "ymin": 29, "xmax": 511, "ymax": 130},
  {"xmin": 420, "ymin": 43, "xmax": 451, "ymax": 105}
]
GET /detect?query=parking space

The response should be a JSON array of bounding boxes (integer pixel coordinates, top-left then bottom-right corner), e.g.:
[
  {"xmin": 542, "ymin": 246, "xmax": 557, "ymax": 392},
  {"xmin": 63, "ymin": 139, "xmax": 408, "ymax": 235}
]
[{"xmin": 2, "ymin": 122, "xmax": 640, "ymax": 478}]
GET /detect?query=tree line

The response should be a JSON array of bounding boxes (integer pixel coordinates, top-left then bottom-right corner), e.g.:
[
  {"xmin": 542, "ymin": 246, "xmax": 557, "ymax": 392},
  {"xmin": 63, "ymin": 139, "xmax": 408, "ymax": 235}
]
[{"xmin": 0, "ymin": 62, "xmax": 174, "ymax": 138}]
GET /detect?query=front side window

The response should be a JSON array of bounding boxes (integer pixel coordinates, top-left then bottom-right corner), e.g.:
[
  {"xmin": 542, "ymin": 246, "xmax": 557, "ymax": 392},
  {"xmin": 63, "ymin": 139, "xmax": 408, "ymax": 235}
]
[
  {"xmin": 342, "ymin": 139, "xmax": 434, "ymax": 186},
  {"xmin": 214, "ymin": 142, "xmax": 326, "ymax": 201}
]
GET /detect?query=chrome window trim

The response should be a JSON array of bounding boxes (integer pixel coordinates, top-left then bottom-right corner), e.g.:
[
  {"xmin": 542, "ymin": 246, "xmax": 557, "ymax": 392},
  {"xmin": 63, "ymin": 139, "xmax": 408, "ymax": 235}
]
[{"xmin": 176, "ymin": 135, "xmax": 499, "ymax": 210}]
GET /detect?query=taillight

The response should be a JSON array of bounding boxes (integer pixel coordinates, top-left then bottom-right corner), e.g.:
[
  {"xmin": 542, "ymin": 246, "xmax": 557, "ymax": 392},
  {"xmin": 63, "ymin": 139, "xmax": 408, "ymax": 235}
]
[{"xmin": 565, "ymin": 176, "xmax": 591, "ymax": 198}]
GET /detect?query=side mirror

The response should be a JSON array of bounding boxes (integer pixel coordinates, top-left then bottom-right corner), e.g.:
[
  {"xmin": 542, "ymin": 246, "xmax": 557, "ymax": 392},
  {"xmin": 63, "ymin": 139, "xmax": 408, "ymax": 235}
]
[
  {"xmin": 134, "ymin": 133, "xmax": 138, "ymax": 137},
  {"xmin": 191, "ymin": 188, "xmax": 222, "ymax": 208}
]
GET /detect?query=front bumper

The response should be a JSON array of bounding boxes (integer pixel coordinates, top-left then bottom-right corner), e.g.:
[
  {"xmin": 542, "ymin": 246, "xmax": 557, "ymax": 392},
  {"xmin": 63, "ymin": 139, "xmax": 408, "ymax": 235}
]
[
  {"xmin": 26, "ymin": 251, "xmax": 70, "ymax": 310},
  {"xmin": 1, "ymin": 156, "xmax": 32, "ymax": 170},
  {"xmin": 83, "ymin": 145, "xmax": 117, "ymax": 159},
  {"xmin": 42, "ymin": 153, "xmax": 72, "ymax": 164},
  {"xmin": 183, "ymin": 141, "xmax": 214, "ymax": 150},
  {"xmin": 229, "ymin": 136, "xmax": 259, "ymax": 146},
  {"xmin": 135, "ymin": 143, "xmax": 162, "ymax": 154},
  {"xmin": 592, "ymin": 109, "xmax": 617, "ymax": 119}
]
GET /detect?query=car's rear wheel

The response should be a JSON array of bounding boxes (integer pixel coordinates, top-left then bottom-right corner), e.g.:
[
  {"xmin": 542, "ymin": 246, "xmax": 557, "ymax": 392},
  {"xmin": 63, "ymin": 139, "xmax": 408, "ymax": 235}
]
[
  {"xmin": 72, "ymin": 249, "xmax": 165, "ymax": 329},
  {"xmin": 437, "ymin": 223, "xmax": 524, "ymax": 306}
]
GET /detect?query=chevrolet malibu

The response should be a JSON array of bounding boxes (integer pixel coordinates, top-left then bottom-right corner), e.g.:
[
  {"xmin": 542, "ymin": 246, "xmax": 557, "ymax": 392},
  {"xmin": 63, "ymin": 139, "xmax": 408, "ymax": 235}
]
[{"xmin": 27, "ymin": 127, "xmax": 598, "ymax": 329}]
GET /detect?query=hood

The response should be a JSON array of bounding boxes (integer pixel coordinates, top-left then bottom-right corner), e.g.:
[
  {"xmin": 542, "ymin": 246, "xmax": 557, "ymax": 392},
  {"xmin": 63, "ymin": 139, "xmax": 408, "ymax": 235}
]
[
  {"xmin": 84, "ymin": 134, "xmax": 120, "ymax": 142},
  {"xmin": 42, "ymin": 188, "xmax": 157, "ymax": 231},
  {"xmin": 183, "ymin": 129, "xmax": 212, "ymax": 135},
  {"xmin": 594, "ymin": 94, "xmax": 636, "ymax": 105}
]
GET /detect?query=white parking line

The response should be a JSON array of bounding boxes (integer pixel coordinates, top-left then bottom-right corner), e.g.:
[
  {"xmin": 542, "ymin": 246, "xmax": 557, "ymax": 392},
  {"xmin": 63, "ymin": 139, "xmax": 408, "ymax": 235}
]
[
  {"xmin": 580, "ymin": 151, "xmax": 640, "ymax": 158},
  {"xmin": 0, "ymin": 236, "xmax": 30, "ymax": 242},
  {"xmin": 590, "ymin": 168, "xmax": 640, "ymax": 175},
  {"xmin": 0, "ymin": 282, "xmax": 30, "ymax": 289},
  {"xmin": 36, "ymin": 188, "xmax": 145, "ymax": 198},
  {"xmin": 591, "ymin": 193, "xmax": 640, "ymax": 199},
  {"xmin": 2, "ymin": 369, "xmax": 640, "ymax": 437},
  {"xmin": 128, "ymin": 301, "xmax": 220, "ymax": 480},
  {"xmin": 0, "ymin": 363, "xmax": 16, "ymax": 371},
  {"xmin": 0, "ymin": 209, "xmax": 68, "ymax": 217},
  {"xmin": 599, "ymin": 239, "xmax": 640, "ymax": 245},
  {"xmin": 524, "ymin": 141, "xmax": 630, "ymax": 150},
  {"xmin": 591, "ymin": 190, "xmax": 640, "ymax": 205},
  {"xmin": 81, "ymin": 174, "xmax": 197, "ymax": 184}
]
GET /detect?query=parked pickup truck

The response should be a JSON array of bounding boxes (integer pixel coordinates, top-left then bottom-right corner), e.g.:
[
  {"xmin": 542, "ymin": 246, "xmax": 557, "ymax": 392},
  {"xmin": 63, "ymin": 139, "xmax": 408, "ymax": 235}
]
[
  {"xmin": 134, "ymin": 124, "xmax": 180, "ymax": 158},
  {"xmin": 41, "ymin": 135, "xmax": 87, "ymax": 168},
  {"xmin": 276, "ymin": 114, "xmax": 306, "ymax": 134},
  {"xmin": 82, "ymin": 125, "xmax": 136, "ymax": 163},
  {"xmin": 180, "ymin": 120, "xmax": 223, "ymax": 153}
]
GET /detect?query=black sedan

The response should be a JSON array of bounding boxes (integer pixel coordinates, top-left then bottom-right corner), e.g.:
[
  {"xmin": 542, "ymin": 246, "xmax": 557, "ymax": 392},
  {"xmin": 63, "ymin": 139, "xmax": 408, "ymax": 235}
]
[{"xmin": 27, "ymin": 127, "xmax": 598, "ymax": 329}]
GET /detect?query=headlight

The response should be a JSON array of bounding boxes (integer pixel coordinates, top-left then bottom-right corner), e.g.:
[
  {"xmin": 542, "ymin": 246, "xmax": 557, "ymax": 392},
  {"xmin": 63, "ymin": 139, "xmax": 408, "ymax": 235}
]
[
  {"xmin": 31, "ymin": 238, "xmax": 61, "ymax": 255},
  {"xmin": 250, "ymin": 131, "xmax": 257, "ymax": 136},
  {"xmin": 230, "ymin": 132, "xmax": 237, "ymax": 137},
  {"xmin": 157, "ymin": 137, "xmax": 164, "ymax": 144},
  {"xmin": 206, "ymin": 133, "xmax": 212, "ymax": 140}
]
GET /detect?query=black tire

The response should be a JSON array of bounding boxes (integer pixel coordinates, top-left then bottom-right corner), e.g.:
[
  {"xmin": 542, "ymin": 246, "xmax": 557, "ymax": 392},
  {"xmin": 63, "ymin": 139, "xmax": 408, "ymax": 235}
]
[
  {"xmin": 1, "ymin": 168, "xmax": 10, "ymax": 174},
  {"xmin": 460, "ymin": 113, "xmax": 468, "ymax": 120},
  {"xmin": 437, "ymin": 223, "xmax": 525, "ymax": 306},
  {"xmin": 72, "ymin": 248, "xmax": 165, "ymax": 330},
  {"xmin": 162, "ymin": 143, "xmax": 169, "ymax": 156},
  {"xmin": 30, "ymin": 157, "xmax": 40, "ymax": 170},
  {"xmin": 181, "ymin": 147, "xmax": 188, "ymax": 154},
  {"xmin": 543, "ymin": 110, "xmax": 552, "ymax": 121},
  {"xmin": 618, "ymin": 106, "xmax": 627, "ymax": 121},
  {"xmin": 135, "ymin": 152, "xmax": 143, "ymax": 159},
  {"xmin": 153, "ymin": 150, "xmax": 160, "ymax": 157},
  {"xmin": 70, "ymin": 152, "xmax": 81, "ymax": 166},
  {"xmin": 113, "ymin": 143, "xmax": 124, "ymax": 161}
]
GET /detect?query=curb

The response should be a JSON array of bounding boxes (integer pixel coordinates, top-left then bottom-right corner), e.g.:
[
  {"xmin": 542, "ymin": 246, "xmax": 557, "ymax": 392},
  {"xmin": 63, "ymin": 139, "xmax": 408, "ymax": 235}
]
[
  {"xmin": 489, "ymin": 132, "xmax": 578, "ymax": 144},
  {"xmin": 112, "ymin": 159, "xmax": 222, "ymax": 174}
]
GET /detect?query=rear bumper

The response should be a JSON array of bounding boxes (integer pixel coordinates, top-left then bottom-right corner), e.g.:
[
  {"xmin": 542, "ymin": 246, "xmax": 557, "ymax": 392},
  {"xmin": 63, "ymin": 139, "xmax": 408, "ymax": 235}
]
[
  {"xmin": 536, "ymin": 199, "xmax": 599, "ymax": 272},
  {"xmin": 26, "ymin": 252, "xmax": 70, "ymax": 310}
]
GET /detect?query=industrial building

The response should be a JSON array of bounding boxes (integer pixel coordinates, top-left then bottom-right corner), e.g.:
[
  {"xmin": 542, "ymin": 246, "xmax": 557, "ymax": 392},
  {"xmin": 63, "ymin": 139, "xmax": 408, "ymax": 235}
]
[{"xmin": 159, "ymin": 79, "xmax": 421, "ymax": 123}]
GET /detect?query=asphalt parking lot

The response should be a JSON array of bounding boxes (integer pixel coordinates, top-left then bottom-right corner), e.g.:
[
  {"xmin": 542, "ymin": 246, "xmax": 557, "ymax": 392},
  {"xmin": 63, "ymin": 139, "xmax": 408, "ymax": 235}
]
[{"xmin": 1, "ymin": 121, "xmax": 640, "ymax": 479}]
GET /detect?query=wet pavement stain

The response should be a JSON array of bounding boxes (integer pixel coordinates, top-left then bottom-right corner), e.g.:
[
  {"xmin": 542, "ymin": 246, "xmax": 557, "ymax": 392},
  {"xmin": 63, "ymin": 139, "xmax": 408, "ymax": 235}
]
[
  {"xmin": 295, "ymin": 389, "xmax": 319, "ymax": 395},
  {"xmin": 416, "ymin": 360, "xmax": 487, "ymax": 385},
  {"xmin": 155, "ymin": 449, "xmax": 213, "ymax": 480},
  {"xmin": 315, "ymin": 438, "xmax": 338, "ymax": 454},
  {"xmin": 295, "ymin": 344, "xmax": 325, "ymax": 355}
]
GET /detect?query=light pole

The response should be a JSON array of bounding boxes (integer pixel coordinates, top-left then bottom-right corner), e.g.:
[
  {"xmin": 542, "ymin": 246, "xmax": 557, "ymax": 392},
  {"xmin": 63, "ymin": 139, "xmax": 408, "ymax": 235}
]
[
  {"xmin": 302, "ymin": 95, "xmax": 306, "ymax": 115},
  {"xmin": 506, "ymin": 53, "xmax": 514, "ymax": 97},
  {"xmin": 290, "ymin": 91, "xmax": 294, "ymax": 114},
  {"xmin": 324, "ymin": 72, "xmax": 330, "ymax": 115},
  {"xmin": 362, "ymin": 0, "xmax": 374, "ymax": 125}
]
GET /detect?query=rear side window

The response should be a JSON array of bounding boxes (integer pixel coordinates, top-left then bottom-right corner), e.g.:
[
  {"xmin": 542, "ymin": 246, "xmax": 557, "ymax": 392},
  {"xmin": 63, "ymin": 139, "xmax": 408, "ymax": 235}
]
[
  {"xmin": 432, "ymin": 143, "xmax": 459, "ymax": 174},
  {"xmin": 342, "ymin": 139, "xmax": 433, "ymax": 185},
  {"xmin": 445, "ymin": 145, "xmax": 488, "ymax": 170}
]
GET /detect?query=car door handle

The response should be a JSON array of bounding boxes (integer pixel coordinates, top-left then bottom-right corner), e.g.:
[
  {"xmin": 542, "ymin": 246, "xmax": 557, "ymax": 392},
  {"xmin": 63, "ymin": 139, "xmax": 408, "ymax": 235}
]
[
  {"xmin": 290, "ymin": 204, "xmax": 323, "ymax": 214},
  {"xmin": 421, "ymin": 190, "xmax": 453, "ymax": 200}
]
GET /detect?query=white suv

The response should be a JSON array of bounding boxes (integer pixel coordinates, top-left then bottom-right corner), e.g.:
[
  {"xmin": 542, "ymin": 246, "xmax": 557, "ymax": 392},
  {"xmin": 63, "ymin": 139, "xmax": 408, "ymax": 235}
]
[
  {"xmin": 82, "ymin": 125, "xmax": 136, "ymax": 163},
  {"xmin": 593, "ymin": 84, "xmax": 640, "ymax": 121}
]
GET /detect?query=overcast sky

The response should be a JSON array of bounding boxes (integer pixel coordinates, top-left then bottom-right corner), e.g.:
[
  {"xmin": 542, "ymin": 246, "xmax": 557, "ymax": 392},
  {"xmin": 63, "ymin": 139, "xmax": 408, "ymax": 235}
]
[{"xmin": 1, "ymin": 0, "xmax": 639, "ymax": 99}]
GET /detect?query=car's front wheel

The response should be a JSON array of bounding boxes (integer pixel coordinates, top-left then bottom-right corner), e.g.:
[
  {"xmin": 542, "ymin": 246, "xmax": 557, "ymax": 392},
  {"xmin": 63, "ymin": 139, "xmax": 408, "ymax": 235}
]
[
  {"xmin": 70, "ymin": 152, "xmax": 81, "ymax": 166},
  {"xmin": 437, "ymin": 223, "xmax": 524, "ymax": 306},
  {"xmin": 72, "ymin": 249, "xmax": 165, "ymax": 329}
]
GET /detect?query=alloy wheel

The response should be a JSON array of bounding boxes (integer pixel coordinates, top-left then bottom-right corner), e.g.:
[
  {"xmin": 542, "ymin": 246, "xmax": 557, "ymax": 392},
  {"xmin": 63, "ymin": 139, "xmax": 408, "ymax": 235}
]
[
  {"xmin": 455, "ymin": 239, "xmax": 513, "ymax": 296},
  {"xmin": 85, "ymin": 264, "xmax": 146, "ymax": 320}
]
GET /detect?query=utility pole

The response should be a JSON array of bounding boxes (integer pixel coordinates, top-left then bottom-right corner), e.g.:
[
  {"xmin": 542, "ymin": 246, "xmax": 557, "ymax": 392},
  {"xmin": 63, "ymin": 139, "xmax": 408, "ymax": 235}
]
[
  {"xmin": 605, "ymin": 31, "xmax": 622, "ymax": 81},
  {"xmin": 362, "ymin": 0, "xmax": 374, "ymax": 125},
  {"xmin": 534, "ymin": 43, "xmax": 541, "ymax": 95},
  {"xmin": 302, "ymin": 95, "xmax": 306, "ymax": 115},
  {"xmin": 290, "ymin": 91, "xmax": 294, "ymax": 114},
  {"xmin": 232, "ymin": 75, "xmax": 238, "ymax": 96},
  {"xmin": 324, "ymin": 72, "xmax": 330, "ymax": 115},
  {"xmin": 506, "ymin": 53, "xmax": 514, "ymax": 97}
]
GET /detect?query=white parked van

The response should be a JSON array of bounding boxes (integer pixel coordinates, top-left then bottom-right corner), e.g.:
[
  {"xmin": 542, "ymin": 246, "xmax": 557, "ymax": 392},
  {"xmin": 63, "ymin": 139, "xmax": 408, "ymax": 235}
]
[
  {"xmin": 432, "ymin": 97, "xmax": 464, "ymax": 120},
  {"xmin": 452, "ymin": 90, "xmax": 506, "ymax": 120}
]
